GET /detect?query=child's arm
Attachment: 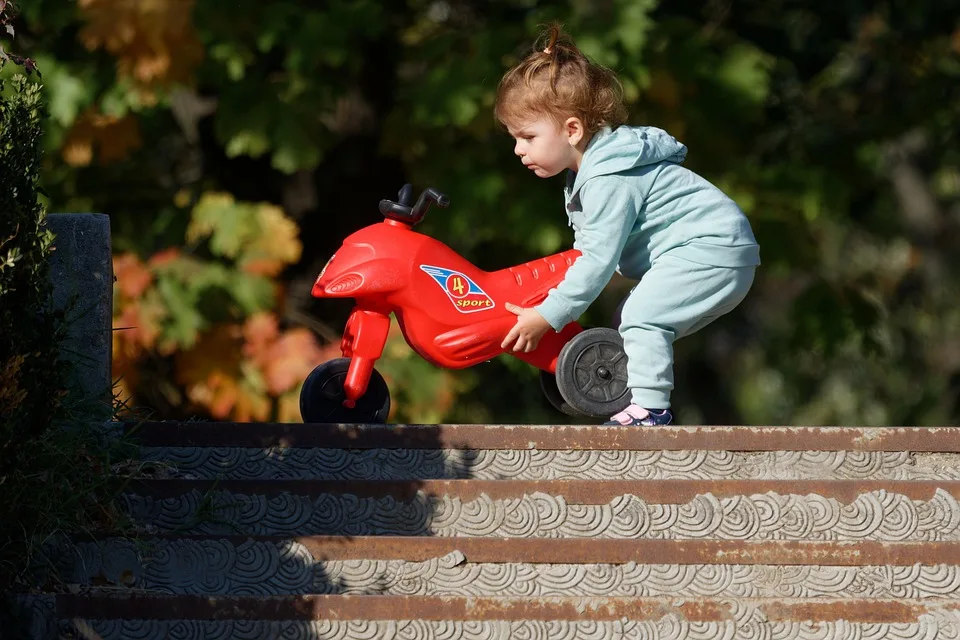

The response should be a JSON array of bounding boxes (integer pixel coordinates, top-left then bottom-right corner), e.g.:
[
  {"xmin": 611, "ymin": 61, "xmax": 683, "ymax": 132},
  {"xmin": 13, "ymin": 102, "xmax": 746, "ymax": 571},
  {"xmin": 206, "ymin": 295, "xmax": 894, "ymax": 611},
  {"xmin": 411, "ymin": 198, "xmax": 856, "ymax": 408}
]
[{"xmin": 535, "ymin": 176, "xmax": 639, "ymax": 331}]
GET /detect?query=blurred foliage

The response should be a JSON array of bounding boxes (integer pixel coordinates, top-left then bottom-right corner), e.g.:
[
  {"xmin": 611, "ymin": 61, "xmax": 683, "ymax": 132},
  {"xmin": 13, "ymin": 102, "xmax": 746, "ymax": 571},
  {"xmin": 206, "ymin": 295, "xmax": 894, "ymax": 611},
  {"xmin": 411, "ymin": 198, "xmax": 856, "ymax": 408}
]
[
  {"xmin": 8, "ymin": 0, "xmax": 960, "ymax": 424},
  {"xmin": 112, "ymin": 193, "xmax": 327, "ymax": 421}
]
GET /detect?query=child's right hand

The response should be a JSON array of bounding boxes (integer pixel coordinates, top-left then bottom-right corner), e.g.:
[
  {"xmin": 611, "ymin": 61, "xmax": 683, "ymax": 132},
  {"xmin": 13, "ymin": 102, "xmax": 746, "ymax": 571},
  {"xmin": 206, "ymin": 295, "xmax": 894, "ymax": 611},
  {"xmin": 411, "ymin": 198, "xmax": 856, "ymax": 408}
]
[{"xmin": 501, "ymin": 303, "xmax": 552, "ymax": 353}]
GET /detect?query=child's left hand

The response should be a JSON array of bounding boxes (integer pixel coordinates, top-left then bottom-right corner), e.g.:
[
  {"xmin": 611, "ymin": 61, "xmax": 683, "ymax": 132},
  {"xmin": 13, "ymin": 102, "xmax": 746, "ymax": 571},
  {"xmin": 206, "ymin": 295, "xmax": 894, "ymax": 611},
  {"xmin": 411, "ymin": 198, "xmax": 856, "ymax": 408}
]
[{"xmin": 501, "ymin": 303, "xmax": 552, "ymax": 352}]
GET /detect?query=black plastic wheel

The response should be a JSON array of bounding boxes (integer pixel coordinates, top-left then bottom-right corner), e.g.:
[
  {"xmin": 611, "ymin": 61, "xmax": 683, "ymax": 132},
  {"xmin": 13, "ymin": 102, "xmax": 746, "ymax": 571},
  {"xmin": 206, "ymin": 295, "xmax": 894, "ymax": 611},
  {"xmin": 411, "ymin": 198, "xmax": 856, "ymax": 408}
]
[
  {"xmin": 539, "ymin": 370, "xmax": 587, "ymax": 417},
  {"xmin": 300, "ymin": 357, "xmax": 391, "ymax": 423},
  {"xmin": 555, "ymin": 328, "xmax": 630, "ymax": 417}
]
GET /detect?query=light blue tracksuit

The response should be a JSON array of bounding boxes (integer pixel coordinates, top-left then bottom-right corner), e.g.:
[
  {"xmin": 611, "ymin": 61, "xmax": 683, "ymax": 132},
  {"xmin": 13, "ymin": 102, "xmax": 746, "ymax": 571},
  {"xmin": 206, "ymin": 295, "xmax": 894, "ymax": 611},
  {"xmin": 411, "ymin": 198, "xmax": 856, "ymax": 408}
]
[{"xmin": 535, "ymin": 125, "xmax": 760, "ymax": 409}]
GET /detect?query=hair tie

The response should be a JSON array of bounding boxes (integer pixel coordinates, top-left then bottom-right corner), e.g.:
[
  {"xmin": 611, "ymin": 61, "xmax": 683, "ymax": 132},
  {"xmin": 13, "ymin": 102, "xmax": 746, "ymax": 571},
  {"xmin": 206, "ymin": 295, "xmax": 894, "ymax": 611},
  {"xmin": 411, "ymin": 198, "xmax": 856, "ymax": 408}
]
[{"xmin": 543, "ymin": 47, "xmax": 552, "ymax": 54}]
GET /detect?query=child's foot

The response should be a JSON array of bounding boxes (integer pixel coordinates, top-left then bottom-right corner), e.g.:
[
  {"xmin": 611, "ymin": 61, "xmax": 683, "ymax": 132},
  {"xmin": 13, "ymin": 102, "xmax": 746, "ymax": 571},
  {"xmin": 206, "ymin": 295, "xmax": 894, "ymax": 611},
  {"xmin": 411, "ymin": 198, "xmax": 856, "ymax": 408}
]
[{"xmin": 604, "ymin": 405, "xmax": 673, "ymax": 426}]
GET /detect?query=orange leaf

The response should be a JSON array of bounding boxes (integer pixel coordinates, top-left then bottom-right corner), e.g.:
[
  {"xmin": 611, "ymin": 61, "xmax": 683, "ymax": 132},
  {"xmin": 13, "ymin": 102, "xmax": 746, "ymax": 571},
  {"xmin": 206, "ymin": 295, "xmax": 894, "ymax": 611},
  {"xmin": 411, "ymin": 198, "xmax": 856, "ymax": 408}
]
[
  {"xmin": 113, "ymin": 296, "xmax": 165, "ymax": 352},
  {"xmin": 241, "ymin": 312, "xmax": 324, "ymax": 395},
  {"xmin": 175, "ymin": 324, "xmax": 244, "ymax": 417},
  {"xmin": 61, "ymin": 140, "xmax": 93, "ymax": 167},
  {"xmin": 113, "ymin": 252, "xmax": 153, "ymax": 298},
  {"xmin": 242, "ymin": 312, "xmax": 280, "ymax": 364},
  {"xmin": 148, "ymin": 247, "xmax": 182, "ymax": 267},
  {"xmin": 261, "ymin": 328, "xmax": 325, "ymax": 395},
  {"xmin": 78, "ymin": 0, "xmax": 203, "ymax": 97},
  {"xmin": 203, "ymin": 371, "xmax": 240, "ymax": 420},
  {"xmin": 61, "ymin": 109, "xmax": 142, "ymax": 166},
  {"xmin": 232, "ymin": 386, "xmax": 272, "ymax": 422}
]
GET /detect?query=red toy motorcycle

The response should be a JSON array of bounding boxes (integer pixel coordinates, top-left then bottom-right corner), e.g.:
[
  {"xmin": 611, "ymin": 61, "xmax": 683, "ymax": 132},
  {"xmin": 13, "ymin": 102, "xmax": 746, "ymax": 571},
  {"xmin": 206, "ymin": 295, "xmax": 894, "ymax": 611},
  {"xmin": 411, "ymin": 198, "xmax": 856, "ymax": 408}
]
[{"xmin": 300, "ymin": 184, "xmax": 630, "ymax": 423}]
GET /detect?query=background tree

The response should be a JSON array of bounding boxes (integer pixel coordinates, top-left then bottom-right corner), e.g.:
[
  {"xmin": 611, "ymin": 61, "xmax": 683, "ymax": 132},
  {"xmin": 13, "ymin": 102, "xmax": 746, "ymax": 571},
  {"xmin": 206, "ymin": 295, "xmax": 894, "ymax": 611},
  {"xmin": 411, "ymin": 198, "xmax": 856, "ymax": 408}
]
[{"xmin": 9, "ymin": 0, "xmax": 959, "ymax": 425}]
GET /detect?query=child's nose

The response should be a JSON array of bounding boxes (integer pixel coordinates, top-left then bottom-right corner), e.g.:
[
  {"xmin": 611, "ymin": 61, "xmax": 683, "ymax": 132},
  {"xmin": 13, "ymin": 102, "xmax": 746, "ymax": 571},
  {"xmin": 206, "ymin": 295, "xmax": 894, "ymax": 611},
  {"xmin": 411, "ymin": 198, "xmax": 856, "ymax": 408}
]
[{"xmin": 514, "ymin": 141, "xmax": 524, "ymax": 156}]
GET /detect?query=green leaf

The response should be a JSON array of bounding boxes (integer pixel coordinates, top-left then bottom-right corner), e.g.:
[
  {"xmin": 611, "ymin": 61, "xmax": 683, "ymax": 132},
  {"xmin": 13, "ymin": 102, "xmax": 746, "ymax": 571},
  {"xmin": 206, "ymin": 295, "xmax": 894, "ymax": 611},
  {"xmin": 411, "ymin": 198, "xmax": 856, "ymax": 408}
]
[
  {"xmin": 716, "ymin": 44, "xmax": 773, "ymax": 105},
  {"xmin": 155, "ymin": 275, "xmax": 205, "ymax": 348},
  {"xmin": 225, "ymin": 129, "xmax": 270, "ymax": 158}
]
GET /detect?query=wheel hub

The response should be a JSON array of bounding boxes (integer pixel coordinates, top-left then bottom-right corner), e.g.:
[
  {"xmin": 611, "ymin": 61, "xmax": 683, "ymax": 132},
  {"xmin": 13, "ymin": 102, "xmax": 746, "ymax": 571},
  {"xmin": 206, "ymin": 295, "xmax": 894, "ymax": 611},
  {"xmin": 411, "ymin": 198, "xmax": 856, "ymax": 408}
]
[{"xmin": 571, "ymin": 343, "xmax": 628, "ymax": 402}]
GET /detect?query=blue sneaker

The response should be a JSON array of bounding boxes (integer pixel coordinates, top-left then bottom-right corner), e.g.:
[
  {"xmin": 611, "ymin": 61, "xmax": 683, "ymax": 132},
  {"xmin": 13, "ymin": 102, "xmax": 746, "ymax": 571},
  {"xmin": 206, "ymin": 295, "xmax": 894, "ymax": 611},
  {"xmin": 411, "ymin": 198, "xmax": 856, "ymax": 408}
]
[{"xmin": 604, "ymin": 405, "xmax": 673, "ymax": 426}]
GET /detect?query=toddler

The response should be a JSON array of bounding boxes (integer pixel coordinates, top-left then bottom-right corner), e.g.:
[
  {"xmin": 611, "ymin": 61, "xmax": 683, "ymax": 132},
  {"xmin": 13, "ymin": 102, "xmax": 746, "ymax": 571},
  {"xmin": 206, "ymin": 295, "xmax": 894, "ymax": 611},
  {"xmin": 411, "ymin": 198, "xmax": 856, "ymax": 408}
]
[{"xmin": 498, "ymin": 25, "xmax": 760, "ymax": 425}]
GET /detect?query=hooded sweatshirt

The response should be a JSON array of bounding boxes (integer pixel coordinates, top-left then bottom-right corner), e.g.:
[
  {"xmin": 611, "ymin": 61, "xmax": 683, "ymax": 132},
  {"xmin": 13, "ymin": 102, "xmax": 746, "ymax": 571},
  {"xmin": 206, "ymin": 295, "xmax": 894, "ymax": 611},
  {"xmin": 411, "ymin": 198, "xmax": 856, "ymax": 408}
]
[{"xmin": 534, "ymin": 125, "xmax": 761, "ymax": 331}]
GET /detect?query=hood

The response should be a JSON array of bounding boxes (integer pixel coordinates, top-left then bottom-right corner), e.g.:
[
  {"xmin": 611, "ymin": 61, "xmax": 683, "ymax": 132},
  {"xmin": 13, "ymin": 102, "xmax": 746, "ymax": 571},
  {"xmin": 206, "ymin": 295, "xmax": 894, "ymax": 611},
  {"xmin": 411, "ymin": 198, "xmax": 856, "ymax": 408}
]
[{"xmin": 569, "ymin": 125, "xmax": 687, "ymax": 195}]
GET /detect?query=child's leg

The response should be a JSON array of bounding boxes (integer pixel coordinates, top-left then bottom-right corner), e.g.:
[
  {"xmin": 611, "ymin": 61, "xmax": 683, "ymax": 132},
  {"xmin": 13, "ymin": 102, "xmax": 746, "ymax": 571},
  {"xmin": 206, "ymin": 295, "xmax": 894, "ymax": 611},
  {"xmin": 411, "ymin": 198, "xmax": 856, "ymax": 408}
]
[{"xmin": 617, "ymin": 255, "xmax": 755, "ymax": 409}]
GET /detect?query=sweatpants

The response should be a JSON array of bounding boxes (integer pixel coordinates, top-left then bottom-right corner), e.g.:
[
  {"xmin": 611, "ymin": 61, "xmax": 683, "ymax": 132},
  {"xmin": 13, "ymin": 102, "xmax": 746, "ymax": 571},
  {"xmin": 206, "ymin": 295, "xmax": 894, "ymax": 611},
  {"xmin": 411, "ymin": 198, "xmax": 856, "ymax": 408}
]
[{"xmin": 615, "ymin": 254, "xmax": 756, "ymax": 409}]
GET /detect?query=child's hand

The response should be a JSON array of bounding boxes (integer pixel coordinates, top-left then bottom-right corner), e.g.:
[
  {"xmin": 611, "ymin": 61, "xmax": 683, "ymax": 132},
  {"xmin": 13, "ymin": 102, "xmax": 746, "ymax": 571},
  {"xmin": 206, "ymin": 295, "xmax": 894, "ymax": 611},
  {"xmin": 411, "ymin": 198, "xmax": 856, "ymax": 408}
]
[{"xmin": 501, "ymin": 303, "xmax": 553, "ymax": 353}]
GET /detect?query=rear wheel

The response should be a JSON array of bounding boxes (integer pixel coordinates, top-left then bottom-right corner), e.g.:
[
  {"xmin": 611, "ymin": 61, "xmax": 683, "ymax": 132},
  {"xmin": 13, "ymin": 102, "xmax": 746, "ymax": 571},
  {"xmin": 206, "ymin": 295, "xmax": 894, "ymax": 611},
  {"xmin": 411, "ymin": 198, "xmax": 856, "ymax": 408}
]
[
  {"xmin": 539, "ymin": 370, "xmax": 587, "ymax": 417},
  {"xmin": 300, "ymin": 358, "xmax": 391, "ymax": 423},
  {"xmin": 555, "ymin": 328, "xmax": 630, "ymax": 418}
]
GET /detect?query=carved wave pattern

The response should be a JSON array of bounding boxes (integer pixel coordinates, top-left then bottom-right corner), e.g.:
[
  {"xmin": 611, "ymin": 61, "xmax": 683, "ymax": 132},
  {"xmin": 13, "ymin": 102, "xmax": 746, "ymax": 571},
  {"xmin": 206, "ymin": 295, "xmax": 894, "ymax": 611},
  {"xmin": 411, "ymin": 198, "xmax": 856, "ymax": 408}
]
[
  {"xmin": 59, "ymin": 611, "xmax": 960, "ymax": 640},
  {"xmin": 124, "ymin": 488, "xmax": 960, "ymax": 540},
  {"xmin": 321, "ymin": 552, "xmax": 960, "ymax": 599},
  {"xmin": 67, "ymin": 537, "xmax": 314, "ymax": 595},
  {"xmin": 67, "ymin": 539, "xmax": 960, "ymax": 598},
  {"xmin": 136, "ymin": 447, "xmax": 960, "ymax": 481}
]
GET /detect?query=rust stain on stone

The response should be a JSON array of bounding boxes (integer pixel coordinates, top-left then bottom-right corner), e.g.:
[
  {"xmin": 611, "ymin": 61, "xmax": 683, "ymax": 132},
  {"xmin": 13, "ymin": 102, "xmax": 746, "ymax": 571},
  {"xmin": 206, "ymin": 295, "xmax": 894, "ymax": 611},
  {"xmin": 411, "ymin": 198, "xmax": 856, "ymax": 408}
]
[
  {"xmin": 56, "ymin": 594, "xmax": 956, "ymax": 623},
  {"xmin": 275, "ymin": 536, "xmax": 960, "ymax": 566}
]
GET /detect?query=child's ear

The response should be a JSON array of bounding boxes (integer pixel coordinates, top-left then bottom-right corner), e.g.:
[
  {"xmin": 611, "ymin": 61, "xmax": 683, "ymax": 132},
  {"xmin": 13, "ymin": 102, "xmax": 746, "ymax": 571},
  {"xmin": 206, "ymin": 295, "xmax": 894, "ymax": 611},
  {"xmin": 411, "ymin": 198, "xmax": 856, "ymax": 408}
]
[{"xmin": 564, "ymin": 117, "xmax": 584, "ymax": 146}]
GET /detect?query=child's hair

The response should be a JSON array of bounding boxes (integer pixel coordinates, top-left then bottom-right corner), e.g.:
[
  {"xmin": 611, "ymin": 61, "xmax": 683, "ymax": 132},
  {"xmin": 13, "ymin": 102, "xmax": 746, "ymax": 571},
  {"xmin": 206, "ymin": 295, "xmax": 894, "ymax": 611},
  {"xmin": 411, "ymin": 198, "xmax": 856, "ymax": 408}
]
[{"xmin": 495, "ymin": 23, "xmax": 627, "ymax": 134}]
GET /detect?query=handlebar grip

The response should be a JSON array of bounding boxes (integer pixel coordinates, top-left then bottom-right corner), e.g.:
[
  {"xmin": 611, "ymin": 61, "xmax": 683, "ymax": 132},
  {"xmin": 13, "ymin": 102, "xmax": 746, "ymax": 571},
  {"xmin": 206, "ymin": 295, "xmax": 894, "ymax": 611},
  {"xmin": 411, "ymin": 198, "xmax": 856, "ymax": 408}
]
[
  {"xmin": 424, "ymin": 188, "xmax": 449, "ymax": 208},
  {"xmin": 381, "ymin": 185, "xmax": 450, "ymax": 225}
]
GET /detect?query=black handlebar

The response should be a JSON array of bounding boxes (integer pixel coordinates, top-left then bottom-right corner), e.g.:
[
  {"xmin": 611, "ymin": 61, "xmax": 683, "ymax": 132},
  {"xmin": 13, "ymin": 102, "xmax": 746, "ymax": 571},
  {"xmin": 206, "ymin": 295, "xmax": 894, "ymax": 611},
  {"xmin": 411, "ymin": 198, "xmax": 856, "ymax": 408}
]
[{"xmin": 379, "ymin": 184, "xmax": 449, "ymax": 225}]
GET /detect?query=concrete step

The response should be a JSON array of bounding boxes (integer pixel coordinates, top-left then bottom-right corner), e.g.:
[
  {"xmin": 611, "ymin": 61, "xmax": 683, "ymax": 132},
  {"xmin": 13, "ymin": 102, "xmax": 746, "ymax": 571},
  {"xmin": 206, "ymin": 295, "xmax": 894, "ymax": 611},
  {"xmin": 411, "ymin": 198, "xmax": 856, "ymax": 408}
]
[
  {"xmin": 63, "ymin": 536, "xmax": 960, "ymax": 597},
  {"xmin": 119, "ymin": 481, "xmax": 960, "ymax": 539},
  {"xmin": 128, "ymin": 422, "xmax": 960, "ymax": 452},
  {"xmin": 50, "ymin": 594, "xmax": 960, "ymax": 639},
  {"xmin": 136, "ymin": 446, "xmax": 960, "ymax": 481}
]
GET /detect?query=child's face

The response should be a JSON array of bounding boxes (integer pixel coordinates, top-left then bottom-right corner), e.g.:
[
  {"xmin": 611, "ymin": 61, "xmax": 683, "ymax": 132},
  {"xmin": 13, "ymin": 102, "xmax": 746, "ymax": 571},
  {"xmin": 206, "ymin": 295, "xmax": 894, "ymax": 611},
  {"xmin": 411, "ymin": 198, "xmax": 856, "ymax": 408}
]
[{"xmin": 507, "ymin": 116, "xmax": 583, "ymax": 178}]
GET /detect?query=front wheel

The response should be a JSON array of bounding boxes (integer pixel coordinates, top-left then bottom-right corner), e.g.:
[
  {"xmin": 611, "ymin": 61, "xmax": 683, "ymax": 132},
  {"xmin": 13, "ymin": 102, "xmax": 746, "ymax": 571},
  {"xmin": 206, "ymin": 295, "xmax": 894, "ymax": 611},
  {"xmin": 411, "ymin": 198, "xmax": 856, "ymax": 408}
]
[{"xmin": 300, "ymin": 357, "xmax": 391, "ymax": 423}]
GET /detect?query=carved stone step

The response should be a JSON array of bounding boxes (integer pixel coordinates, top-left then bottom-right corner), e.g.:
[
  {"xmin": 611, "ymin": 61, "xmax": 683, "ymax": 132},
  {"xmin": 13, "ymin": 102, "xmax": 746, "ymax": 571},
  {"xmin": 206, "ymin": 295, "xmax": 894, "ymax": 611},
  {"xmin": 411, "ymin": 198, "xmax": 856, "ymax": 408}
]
[
  {"xmin": 136, "ymin": 446, "xmax": 960, "ymax": 481},
  {"xmin": 54, "ymin": 594, "xmax": 960, "ymax": 640},
  {"xmin": 63, "ymin": 537, "xmax": 960, "ymax": 598},
  {"xmin": 128, "ymin": 423, "xmax": 960, "ymax": 451},
  {"xmin": 120, "ymin": 484, "xmax": 960, "ymax": 539}
]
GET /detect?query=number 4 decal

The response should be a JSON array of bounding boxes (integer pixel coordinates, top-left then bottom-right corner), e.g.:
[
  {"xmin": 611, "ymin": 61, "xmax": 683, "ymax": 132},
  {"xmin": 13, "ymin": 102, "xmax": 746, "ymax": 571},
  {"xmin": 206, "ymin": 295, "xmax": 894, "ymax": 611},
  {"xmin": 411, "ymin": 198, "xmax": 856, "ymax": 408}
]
[{"xmin": 420, "ymin": 265, "xmax": 496, "ymax": 313}]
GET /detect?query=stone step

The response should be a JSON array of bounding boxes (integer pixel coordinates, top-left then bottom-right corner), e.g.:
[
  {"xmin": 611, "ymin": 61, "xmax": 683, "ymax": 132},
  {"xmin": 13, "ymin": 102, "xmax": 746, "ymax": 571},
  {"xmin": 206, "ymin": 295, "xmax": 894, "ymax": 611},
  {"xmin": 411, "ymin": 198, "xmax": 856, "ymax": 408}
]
[
  {"xmin": 128, "ymin": 422, "xmax": 960, "ymax": 451},
  {"xmin": 51, "ymin": 594, "xmax": 960, "ymax": 640},
  {"xmin": 136, "ymin": 446, "xmax": 960, "ymax": 481},
  {"xmin": 63, "ymin": 536, "xmax": 960, "ymax": 597},
  {"xmin": 120, "ymin": 481, "xmax": 960, "ymax": 539}
]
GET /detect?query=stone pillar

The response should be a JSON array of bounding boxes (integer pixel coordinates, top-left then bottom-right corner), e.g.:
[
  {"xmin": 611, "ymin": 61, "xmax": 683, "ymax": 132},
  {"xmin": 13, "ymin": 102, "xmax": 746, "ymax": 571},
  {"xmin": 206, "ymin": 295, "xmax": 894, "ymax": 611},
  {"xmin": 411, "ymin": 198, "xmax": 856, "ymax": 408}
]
[{"xmin": 47, "ymin": 213, "xmax": 113, "ymax": 416}]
